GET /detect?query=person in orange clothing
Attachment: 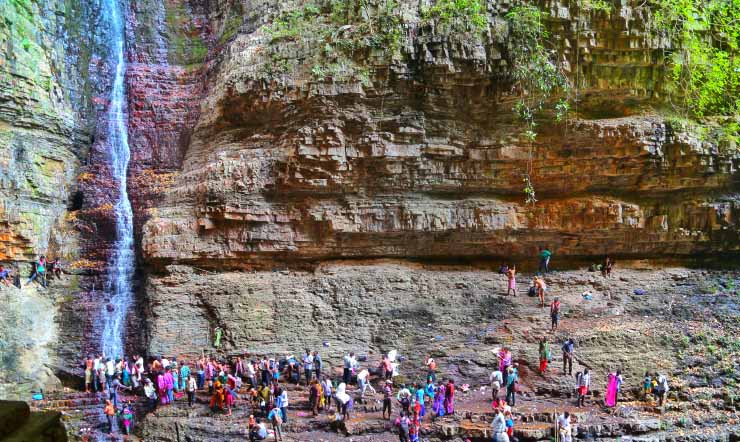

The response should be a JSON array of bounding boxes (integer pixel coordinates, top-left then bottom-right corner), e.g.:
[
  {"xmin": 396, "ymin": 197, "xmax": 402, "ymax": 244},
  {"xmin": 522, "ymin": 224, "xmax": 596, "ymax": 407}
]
[
  {"xmin": 104, "ymin": 400, "xmax": 116, "ymax": 434},
  {"xmin": 210, "ymin": 380, "xmax": 225, "ymax": 412}
]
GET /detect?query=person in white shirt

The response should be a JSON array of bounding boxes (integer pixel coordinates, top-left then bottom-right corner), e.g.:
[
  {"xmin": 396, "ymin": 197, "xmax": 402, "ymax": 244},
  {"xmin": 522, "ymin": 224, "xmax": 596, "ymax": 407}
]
[
  {"xmin": 161, "ymin": 356, "xmax": 170, "ymax": 369},
  {"xmin": 343, "ymin": 353, "xmax": 357, "ymax": 384},
  {"xmin": 357, "ymin": 368, "xmax": 376, "ymax": 399},
  {"xmin": 105, "ymin": 358, "xmax": 115, "ymax": 387},
  {"xmin": 558, "ymin": 411, "xmax": 572, "ymax": 442},
  {"xmin": 491, "ymin": 408, "xmax": 509, "ymax": 442},
  {"xmin": 576, "ymin": 369, "xmax": 590, "ymax": 407},
  {"xmin": 186, "ymin": 374, "xmax": 197, "ymax": 407},
  {"xmin": 303, "ymin": 350, "xmax": 314, "ymax": 386},
  {"xmin": 490, "ymin": 369, "xmax": 503, "ymax": 400}
]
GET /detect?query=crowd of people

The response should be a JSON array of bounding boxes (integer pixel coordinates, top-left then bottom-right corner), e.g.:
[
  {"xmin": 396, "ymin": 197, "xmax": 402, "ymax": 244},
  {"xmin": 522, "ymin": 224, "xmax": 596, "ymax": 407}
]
[{"xmin": 72, "ymin": 249, "xmax": 673, "ymax": 441}]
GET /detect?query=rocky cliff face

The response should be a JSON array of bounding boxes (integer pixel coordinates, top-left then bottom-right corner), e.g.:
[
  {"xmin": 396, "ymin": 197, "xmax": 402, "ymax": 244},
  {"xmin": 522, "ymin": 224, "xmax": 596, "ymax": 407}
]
[
  {"xmin": 1, "ymin": 1, "xmax": 739, "ymax": 435},
  {"xmin": 139, "ymin": 0, "xmax": 740, "ymax": 268}
]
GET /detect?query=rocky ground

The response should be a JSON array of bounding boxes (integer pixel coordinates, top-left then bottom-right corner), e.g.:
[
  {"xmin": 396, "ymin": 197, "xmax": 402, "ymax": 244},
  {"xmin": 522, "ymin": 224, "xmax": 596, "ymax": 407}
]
[{"xmin": 30, "ymin": 263, "xmax": 740, "ymax": 441}]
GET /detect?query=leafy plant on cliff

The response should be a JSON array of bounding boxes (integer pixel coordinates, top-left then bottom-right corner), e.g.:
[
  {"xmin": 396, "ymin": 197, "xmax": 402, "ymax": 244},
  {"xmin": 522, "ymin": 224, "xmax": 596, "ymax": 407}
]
[
  {"xmin": 421, "ymin": 0, "xmax": 488, "ymax": 35},
  {"xmin": 648, "ymin": 0, "xmax": 740, "ymax": 118},
  {"xmin": 263, "ymin": 0, "xmax": 404, "ymax": 84},
  {"xmin": 505, "ymin": 5, "xmax": 571, "ymax": 204}
]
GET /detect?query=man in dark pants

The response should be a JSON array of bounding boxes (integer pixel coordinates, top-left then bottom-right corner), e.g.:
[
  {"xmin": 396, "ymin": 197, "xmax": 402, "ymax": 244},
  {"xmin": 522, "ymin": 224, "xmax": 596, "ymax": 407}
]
[
  {"xmin": 562, "ymin": 338, "xmax": 574, "ymax": 375},
  {"xmin": 505, "ymin": 365, "xmax": 518, "ymax": 406}
]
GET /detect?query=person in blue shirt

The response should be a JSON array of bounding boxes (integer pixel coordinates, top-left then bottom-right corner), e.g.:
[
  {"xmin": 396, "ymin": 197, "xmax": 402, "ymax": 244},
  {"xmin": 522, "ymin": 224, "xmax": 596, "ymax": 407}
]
[
  {"xmin": 562, "ymin": 338, "xmax": 575, "ymax": 376},
  {"xmin": 267, "ymin": 406, "xmax": 283, "ymax": 441},
  {"xmin": 505, "ymin": 365, "xmax": 518, "ymax": 406}
]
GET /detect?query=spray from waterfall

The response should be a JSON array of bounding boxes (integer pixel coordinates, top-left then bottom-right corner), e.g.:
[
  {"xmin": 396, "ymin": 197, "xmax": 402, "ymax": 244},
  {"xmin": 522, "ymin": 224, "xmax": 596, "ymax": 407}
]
[{"xmin": 100, "ymin": 0, "xmax": 134, "ymax": 359}]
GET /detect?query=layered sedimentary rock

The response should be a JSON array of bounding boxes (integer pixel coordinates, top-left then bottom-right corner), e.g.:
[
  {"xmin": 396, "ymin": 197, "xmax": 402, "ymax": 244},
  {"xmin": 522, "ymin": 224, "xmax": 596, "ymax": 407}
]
[{"xmin": 139, "ymin": 0, "xmax": 740, "ymax": 268}]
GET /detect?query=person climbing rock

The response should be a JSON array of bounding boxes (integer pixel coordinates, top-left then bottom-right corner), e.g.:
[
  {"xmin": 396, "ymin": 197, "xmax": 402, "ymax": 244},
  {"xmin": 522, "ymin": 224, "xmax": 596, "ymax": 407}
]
[
  {"xmin": 562, "ymin": 338, "xmax": 574, "ymax": 376},
  {"xmin": 26, "ymin": 255, "xmax": 47, "ymax": 288},
  {"xmin": 539, "ymin": 336, "xmax": 551, "ymax": 373},
  {"xmin": 357, "ymin": 367, "xmax": 375, "ymax": 400},
  {"xmin": 108, "ymin": 374, "xmax": 131, "ymax": 409},
  {"xmin": 550, "ymin": 297, "xmax": 561, "ymax": 330},
  {"xmin": 0, "ymin": 265, "xmax": 11, "ymax": 287},
  {"xmin": 538, "ymin": 246, "xmax": 552, "ymax": 273},
  {"xmin": 425, "ymin": 355, "xmax": 437, "ymax": 382}
]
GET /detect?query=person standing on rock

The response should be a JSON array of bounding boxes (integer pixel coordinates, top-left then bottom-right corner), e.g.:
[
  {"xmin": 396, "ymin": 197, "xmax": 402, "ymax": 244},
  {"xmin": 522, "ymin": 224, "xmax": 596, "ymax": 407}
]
[
  {"xmin": 506, "ymin": 265, "xmax": 517, "ymax": 296},
  {"xmin": 498, "ymin": 347, "xmax": 512, "ymax": 385},
  {"xmin": 313, "ymin": 351, "xmax": 322, "ymax": 381},
  {"xmin": 322, "ymin": 377, "xmax": 334, "ymax": 414},
  {"xmin": 425, "ymin": 356, "xmax": 437, "ymax": 383},
  {"xmin": 443, "ymin": 379, "xmax": 456, "ymax": 415},
  {"xmin": 534, "ymin": 276, "xmax": 547, "ymax": 308},
  {"xmin": 268, "ymin": 404, "xmax": 284, "ymax": 441},
  {"xmin": 84, "ymin": 356, "xmax": 93, "ymax": 393},
  {"xmin": 489, "ymin": 367, "xmax": 503, "ymax": 401},
  {"xmin": 164, "ymin": 366, "xmax": 175, "ymax": 404},
  {"xmin": 144, "ymin": 378, "xmax": 157, "ymax": 412},
  {"xmin": 655, "ymin": 372, "xmax": 669, "ymax": 406},
  {"xmin": 557, "ymin": 411, "xmax": 573, "ymax": 442},
  {"xmin": 576, "ymin": 368, "xmax": 590, "ymax": 407},
  {"xmin": 303, "ymin": 349, "xmax": 314, "ymax": 386},
  {"xmin": 186, "ymin": 373, "xmax": 197, "ymax": 407},
  {"xmin": 539, "ymin": 337, "xmax": 551, "ymax": 373},
  {"xmin": 180, "ymin": 361, "xmax": 191, "ymax": 391},
  {"xmin": 550, "ymin": 297, "xmax": 561, "ymax": 331},
  {"xmin": 562, "ymin": 338, "xmax": 574, "ymax": 376},
  {"xmin": 604, "ymin": 370, "xmax": 618, "ymax": 407},
  {"xmin": 276, "ymin": 385, "xmax": 289, "ymax": 423},
  {"xmin": 538, "ymin": 247, "xmax": 552, "ymax": 274},
  {"xmin": 343, "ymin": 352, "xmax": 357, "ymax": 384},
  {"xmin": 309, "ymin": 380, "xmax": 320, "ymax": 416},
  {"xmin": 104, "ymin": 399, "xmax": 116, "ymax": 434},
  {"xmin": 492, "ymin": 406, "xmax": 509, "ymax": 442},
  {"xmin": 395, "ymin": 412, "xmax": 411, "ymax": 442},
  {"xmin": 505, "ymin": 365, "xmax": 518, "ymax": 406}
]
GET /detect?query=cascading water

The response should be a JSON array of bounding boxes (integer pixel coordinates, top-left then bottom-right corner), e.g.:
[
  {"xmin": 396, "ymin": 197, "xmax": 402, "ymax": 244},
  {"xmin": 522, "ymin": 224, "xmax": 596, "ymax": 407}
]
[{"xmin": 100, "ymin": 0, "xmax": 134, "ymax": 359}]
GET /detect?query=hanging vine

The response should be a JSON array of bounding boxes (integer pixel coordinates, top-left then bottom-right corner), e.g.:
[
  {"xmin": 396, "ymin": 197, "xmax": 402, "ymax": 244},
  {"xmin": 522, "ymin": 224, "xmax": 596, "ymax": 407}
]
[{"xmin": 505, "ymin": 5, "xmax": 571, "ymax": 204}]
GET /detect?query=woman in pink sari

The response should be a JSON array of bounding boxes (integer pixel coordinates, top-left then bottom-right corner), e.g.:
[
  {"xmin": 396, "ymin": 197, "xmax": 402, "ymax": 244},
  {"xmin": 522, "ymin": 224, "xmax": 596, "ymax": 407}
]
[
  {"xmin": 498, "ymin": 348, "xmax": 512, "ymax": 385},
  {"xmin": 604, "ymin": 371, "xmax": 618, "ymax": 407}
]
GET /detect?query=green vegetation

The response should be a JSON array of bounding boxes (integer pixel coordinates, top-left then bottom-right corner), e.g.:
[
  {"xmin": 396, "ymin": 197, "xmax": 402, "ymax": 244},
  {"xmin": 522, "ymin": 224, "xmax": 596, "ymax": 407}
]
[
  {"xmin": 650, "ymin": 0, "xmax": 740, "ymax": 118},
  {"xmin": 421, "ymin": 0, "xmax": 488, "ymax": 35},
  {"xmin": 505, "ymin": 5, "xmax": 570, "ymax": 204},
  {"xmin": 262, "ymin": 0, "xmax": 404, "ymax": 84}
]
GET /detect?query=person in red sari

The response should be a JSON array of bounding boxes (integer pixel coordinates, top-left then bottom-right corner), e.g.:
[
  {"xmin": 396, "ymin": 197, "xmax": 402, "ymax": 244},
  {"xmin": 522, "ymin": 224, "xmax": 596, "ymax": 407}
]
[{"xmin": 443, "ymin": 379, "xmax": 455, "ymax": 415}]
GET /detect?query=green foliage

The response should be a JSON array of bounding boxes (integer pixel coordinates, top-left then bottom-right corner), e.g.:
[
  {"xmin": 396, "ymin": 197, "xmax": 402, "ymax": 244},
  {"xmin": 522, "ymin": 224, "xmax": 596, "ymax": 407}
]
[
  {"xmin": 505, "ymin": 5, "xmax": 570, "ymax": 204},
  {"xmin": 579, "ymin": 0, "xmax": 613, "ymax": 13},
  {"xmin": 650, "ymin": 0, "xmax": 740, "ymax": 117},
  {"xmin": 422, "ymin": 0, "xmax": 488, "ymax": 35},
  {"xmin": 262, "ymin": 0, "xmax": 404, "ymax": 84}
]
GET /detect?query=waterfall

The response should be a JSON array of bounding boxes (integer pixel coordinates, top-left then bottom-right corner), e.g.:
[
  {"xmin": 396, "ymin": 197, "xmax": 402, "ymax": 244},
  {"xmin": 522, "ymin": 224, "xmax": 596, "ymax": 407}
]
[{"xmin": 100, "ymin": 0, "xmax": 134, "ymax": 359}]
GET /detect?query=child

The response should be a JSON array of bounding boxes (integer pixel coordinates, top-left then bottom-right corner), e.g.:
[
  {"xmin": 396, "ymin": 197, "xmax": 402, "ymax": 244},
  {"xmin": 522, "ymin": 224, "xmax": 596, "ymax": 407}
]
[
  {"xmin": 643, "ymin": 372, "xmax": 653, "ymax": 399},
  {"xmin": 121, "ymin": 404, "xmax": 134, "ymax": 435}
]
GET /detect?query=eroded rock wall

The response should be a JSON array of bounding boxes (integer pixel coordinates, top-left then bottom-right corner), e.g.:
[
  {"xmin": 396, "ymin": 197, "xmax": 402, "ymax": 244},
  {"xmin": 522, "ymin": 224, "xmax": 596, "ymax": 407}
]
[{"xmin": 139, "ymin": 0, "xmax": 740, "ymax": 268}]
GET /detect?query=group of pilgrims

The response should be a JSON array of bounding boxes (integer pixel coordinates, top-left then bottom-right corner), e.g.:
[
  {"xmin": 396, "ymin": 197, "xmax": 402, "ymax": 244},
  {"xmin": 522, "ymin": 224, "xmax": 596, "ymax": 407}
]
[{"xmin": 80, "ymin": 250, "xmax": 672, "ymax": 441}]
